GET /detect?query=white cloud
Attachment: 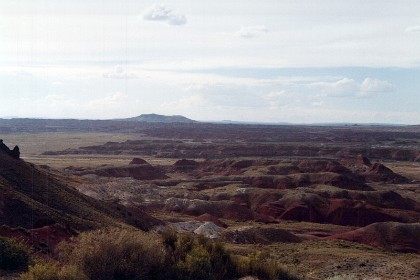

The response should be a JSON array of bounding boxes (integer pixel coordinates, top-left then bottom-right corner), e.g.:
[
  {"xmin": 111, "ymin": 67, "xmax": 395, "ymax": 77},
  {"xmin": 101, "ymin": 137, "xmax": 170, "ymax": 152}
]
[
  {"xmin": 311, "ymin": 101, "xmax": 324, "ymax": 107},
  {"xmin": 265, "ymin": 91, "xmax": 288, "ymax": 99},
  {"xmin": 405, "ymin": 25, "xmax": 420, "ymax": 33},
  {"xmin": 2, "ymin": 1, "xmax": 420, "ymax": 69},
  {"xmin": 89, "ymin": 92, "xmax": 128, "ymax": 107},
  {"xmin": 103, "ymin": 66, "xmax": 136, "ymax": 79},
  {"xmin": 45, "ymin": 94, "xmax": 66, "ymax": 102},
  {"xmin": 160, "ymin": 95, "xmax": 207, "ymax": 111},
  {"xmin": 191, "ymin": 83, "xmax": 269, "ymax": 108},
  {"xmin": 182, "ymin": 83, "xmax": 208, "ymax": 92},
  {"xmin": 235, "ymin": 25, "xmax": 268, "ymax": 38},
  {"xmin": 359, "ymin": 77, "xmax": 395, "ymax": 96},
  {"xmin": 310, "ymin": 77, "xmax": 395, "ymax": 98},
  {"xmin": 309, "ymin": 78, "xmax": 359, "ymax": 97},
  {"xmin": 142, "ymin": 4, "xmax": 186, "ymax": 25},
  {"xmin": 263, "ymin": 91, "xmax": 289, "ymax": 109},
  {"xmin": 51, "ymin": 81, "xmax": 63, "ymax": 86}
]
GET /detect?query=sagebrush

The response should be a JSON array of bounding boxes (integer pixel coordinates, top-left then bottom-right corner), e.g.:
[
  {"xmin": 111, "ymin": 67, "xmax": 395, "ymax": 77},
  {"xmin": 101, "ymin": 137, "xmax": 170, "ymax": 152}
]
[{"xmin": 19, "ymin": 227, "xmax": 299, "ymax": 280}]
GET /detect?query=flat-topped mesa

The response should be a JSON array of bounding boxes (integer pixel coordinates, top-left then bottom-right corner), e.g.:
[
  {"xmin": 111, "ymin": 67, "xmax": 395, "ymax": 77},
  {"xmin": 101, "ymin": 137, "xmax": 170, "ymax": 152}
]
[{"xmin": 0, "ymin": 139, "xmax": 20, "ymax": 159}]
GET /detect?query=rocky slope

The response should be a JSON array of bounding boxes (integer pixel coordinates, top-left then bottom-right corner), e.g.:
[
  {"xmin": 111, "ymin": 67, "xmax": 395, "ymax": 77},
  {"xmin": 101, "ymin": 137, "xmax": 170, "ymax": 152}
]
[{"xmin": 0, "ymin": 142, "xmax": 161, "ymax": 232}]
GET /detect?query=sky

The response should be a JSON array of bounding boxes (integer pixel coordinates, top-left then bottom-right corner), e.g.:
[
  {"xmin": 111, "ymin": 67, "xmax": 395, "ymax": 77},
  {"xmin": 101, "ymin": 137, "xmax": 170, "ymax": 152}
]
[{"xmin": 0, "ymin": 0, "xmax": 419, "ymax": 124}]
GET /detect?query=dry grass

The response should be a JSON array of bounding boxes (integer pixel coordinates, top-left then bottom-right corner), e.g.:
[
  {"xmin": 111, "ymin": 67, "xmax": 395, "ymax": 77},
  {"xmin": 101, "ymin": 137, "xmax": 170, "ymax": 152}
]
[
  {"xmin": 2, "ymin": 132, "xmax": 181, "ymax": 169},
  {"xmin": 59, "ymin": 228, "xmax": 165, "ymax": 280},
  {"xmin": 226, "ymin": 240, "xmax": 420, "ymax": 280},
  {"xmin": 2, "ymin": 132, "xmax": 141, "ymax": 156},
  {"xmin": 387, "ymin": 162, "xmax": 420, "ymax": 181}
]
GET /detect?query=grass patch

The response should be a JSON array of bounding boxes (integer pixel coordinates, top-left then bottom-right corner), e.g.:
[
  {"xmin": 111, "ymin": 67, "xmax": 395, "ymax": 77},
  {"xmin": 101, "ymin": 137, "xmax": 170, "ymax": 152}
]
[{"xmin": 0, "ymin": 236, "xmax": 30, "ymax": 271}]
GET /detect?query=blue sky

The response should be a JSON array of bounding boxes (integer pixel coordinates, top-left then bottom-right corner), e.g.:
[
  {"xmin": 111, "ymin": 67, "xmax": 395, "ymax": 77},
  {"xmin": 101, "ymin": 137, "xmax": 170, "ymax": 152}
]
[{"xmin": 0, "ymin": 0, "xmax": 419, "ymax": 124}]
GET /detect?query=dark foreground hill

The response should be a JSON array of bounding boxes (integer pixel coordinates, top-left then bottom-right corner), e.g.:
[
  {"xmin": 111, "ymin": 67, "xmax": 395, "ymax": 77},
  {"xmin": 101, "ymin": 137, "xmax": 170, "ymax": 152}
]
[{"xmin": 0, "ymin": 142, "xmax": 160, "ymax": 231}]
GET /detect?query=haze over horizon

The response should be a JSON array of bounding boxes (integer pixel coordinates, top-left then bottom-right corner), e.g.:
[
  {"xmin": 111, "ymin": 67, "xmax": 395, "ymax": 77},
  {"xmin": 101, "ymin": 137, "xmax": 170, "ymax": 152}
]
[{"xmin": 1, "ymin": 1, "xmax": 420, "ymax": 124}]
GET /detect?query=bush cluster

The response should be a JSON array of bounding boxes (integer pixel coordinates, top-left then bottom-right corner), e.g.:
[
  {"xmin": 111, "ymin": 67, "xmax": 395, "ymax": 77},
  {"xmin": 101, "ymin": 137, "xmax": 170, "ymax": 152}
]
[
  {"xmin": 167, "ymin": 233, "xmax": 238, "ymax": 280},
  {"xmin": 18, "ymin": 227, "xmax": 299, "ymax": 280},
  {"xmin": 234, "ymin": 251, "xmax": 297, "ymax": 280},
  {"xmin": 20, "ymin": 263, "xmax": 87, "ymax": 280},
  {"xmin": 0, "ymin": 236, "xmax": 30, "ymax": 271},
  {"xmin": 159, "ymin": 228, "xmax": 299, "ymax": 280},
  {"xmin": 60, "ymin": 228, "xmax": 164, "ymax": 280}
]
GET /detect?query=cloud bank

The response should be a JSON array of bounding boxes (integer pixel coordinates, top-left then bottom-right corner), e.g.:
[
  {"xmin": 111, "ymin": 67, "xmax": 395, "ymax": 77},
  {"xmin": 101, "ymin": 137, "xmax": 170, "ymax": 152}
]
[
  {"xmin": 89, "ymin": 92, "xmax": 128, "ymax": 107},
  {"xmin": 142, "ymin": 4, "xmax": 186, "ymax": 25},
  {"xmin": 103, "ymin": 66, "xmax": 136, "ymax": 79},
  {"xmin": 359, "ymin": 78, "xmax": 395, "ymax": 96},
  {"xmin": 309, "ymin": 78, "xmax": 395, "ymax": 97},
  {"xmin": 236, "ymin": 25, "xmax": 268, "ymax": 38},
  {"xmin": 309, "ymin": 78, "xmax": 359, "ymax": 97},
  {"xmin": 405, "ymin": 25, "xmax": 420, "ymax": 33}
]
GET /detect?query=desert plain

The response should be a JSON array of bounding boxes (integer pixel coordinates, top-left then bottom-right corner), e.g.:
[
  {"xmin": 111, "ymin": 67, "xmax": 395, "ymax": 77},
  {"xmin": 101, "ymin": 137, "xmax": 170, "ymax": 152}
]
[{"xmin": 1, "ymin": 118, "xmax": 420, "ymax": 279}]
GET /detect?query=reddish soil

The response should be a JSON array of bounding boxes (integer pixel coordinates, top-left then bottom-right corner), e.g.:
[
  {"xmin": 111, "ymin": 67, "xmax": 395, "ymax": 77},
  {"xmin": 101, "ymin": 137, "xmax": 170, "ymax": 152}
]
[
  {"xmin": 164, "ymin": 198, "xmax": 254, "ymax": 221},
  {"xmin": 221, "ymin": 226, "xmax": 302, "ymax": 245},
  {"xmin": 326, "ymin": 222, "xmax": 420, "ymax": 253},
  {"xmin": 363, "ymin": 163, "xmax": 409, "ymax": 183},
  {"xmin": 194, "ymin": 213, "xmax": 228, "ymax": 228},
  {"xmin": 254, "ymin": 191, "xmax": 420, "ymax": 226},
  {"xmin": 69, "ymin": 164, "xmax": 168, "ymax": 180},
  {"xmin": 129, "ymin": 158, "xmax": 149, "ymax": 165},
  {"xmin": 173, "ymin": 159, "xmax": 200, "ymax": 172},
  {"xmin": 0, "ymin": 224, "xmax": 76, "ymax": 257},
  {"xmin": 42, "ymin": 123, "xmax": 420, "ymax": 162}
]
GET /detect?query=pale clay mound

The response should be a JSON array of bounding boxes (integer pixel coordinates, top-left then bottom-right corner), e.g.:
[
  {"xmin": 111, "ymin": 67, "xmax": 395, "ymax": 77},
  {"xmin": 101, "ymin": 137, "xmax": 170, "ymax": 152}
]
[{"xmin": 193, "ymin": 222, "xmax": 225, "ymax": 238}]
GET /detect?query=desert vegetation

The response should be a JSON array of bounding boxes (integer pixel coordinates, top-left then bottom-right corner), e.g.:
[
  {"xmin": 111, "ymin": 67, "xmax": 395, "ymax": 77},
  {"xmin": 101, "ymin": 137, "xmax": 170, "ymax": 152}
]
[
  {"xmin": 0, "ymin": 236, "xmax": 30, "ymax": 272},
  {"xmin": 19, "ymin": 228, "xmax": 298, "ymax": 280}
]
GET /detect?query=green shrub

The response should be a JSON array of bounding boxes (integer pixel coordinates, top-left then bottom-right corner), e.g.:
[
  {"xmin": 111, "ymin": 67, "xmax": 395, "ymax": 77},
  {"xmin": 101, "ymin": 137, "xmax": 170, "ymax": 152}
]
[
  {"xmin": 178, "ymin": 245, "xmax": 212, "ymax": 280},
  {"xmin": 161, "ymin": 227, "xmax": 177, "ymax": 251},
  {"xmin": 234, "ymin": 251, "xmax": 299, "ymax": 280},
  {"xmin": 173, "ymin": 233, "xmax": 195, "ymax": 261},
  {"xmin": 20, "ymin": 262, "xmax": 88, "ymax": 280},
  {"xmin": 59, "ymin": 228, "xmax": 165, "ymax": 280},
  {"xmin": 161, "ymin": 232, "xmax": 300, "ymax": 280},
  {"xmin": 20, "ymin": 263, "xmax": 60, "ymax": 280},
  {"xmin": 165, "ymin": 233, "xmax": 238, "ymax": 280},
  {"xmin": 0, "ymin": 236, "xmax": 30, "ymax": 271},
  {"xmin": 58, "ymin": 265, "xmax": 89, "ymax": 280},
  {"xmin": 15, "ymin": 227, "xmax": 299, "ymax": 280}
]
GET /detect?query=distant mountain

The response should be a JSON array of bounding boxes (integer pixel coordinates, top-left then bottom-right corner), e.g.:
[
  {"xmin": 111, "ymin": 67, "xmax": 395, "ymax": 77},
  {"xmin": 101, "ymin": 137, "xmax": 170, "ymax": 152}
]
[
  {"xmin": 212, "ymin": 120, "xmax": 291, "ymax": 125},
  {"xmin": 305, "ymin": 122, "xmax": 407, "ymax": 127},
  {"xmin": 123, "ymin": 114, "xmax": 196, "ymax": 123}
]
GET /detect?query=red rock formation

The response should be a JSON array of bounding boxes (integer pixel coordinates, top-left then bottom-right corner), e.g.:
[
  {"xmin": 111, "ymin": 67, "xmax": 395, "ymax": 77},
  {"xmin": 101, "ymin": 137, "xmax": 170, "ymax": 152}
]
[
  {"xmin": 129, "ymin": 158, "xmax": 149, "ymax": 165},
  {"xmin": 221, "ymin": 226, "xmax": 301, "ymax": 245},
  {"xmin": 195, "ymin": 213, "xmax": 228, "ymax": 228},
  {"xmin": 254, "ymin": 191, "xmax": 419, "ymax": 226},
  {"xmin": 0, "ymin": 224, "xmax": 76, "ymax": 256},
  {"xmin": 326, "ymin": 222, "xmax": 420, "ymax": 253},
  {"xmin": 87, "ymin": 164, "xmax": 168, "ymax": 180},
  {"xmin": 364, "ymin": 163, "xmax": 408, "ymax": 183}
]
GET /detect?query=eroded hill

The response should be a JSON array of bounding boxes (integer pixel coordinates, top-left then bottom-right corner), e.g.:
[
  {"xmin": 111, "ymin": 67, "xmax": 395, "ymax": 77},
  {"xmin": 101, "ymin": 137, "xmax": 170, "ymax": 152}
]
[
  {"xmin": 0, "ymin": 141, "xmax": 161, "ymax": 257},
  {"xmin": 2, "ymin": 123, "xmax": 420, "ymax": 279}
]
